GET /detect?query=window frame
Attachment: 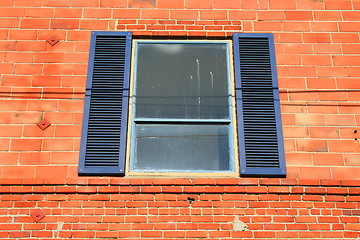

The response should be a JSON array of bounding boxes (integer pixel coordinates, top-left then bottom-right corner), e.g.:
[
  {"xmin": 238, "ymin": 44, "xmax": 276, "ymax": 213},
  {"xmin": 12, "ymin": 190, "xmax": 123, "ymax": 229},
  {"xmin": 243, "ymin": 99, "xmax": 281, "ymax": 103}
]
[{"xmin": 126, "ymin": 39, "xmax": 239, "ymax": 177}]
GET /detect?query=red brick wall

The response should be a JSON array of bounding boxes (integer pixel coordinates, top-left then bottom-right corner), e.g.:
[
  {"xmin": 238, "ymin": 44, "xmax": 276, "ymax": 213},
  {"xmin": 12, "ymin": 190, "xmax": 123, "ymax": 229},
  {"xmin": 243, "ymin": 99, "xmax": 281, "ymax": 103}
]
[
  {"xmin": 0, "ymin": 0, "xmax": 359, "ymax": 239},
  {"xmin": 1, "ymin": 0, "xmax": 360, "ymax": 181},
  {"xmin": 0, "ymin": 178, "xmax": 359, "ymax": 239}
]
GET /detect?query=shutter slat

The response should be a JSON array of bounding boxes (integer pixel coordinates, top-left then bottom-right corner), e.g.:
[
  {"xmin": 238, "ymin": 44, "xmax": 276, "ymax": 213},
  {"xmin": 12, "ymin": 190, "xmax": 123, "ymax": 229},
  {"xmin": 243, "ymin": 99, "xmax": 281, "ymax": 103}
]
[
  {"xmin": 233, "ymin": 33, "xmax": 286, "ymax": 177},
  {"xmin": 78, "ymin": 31, "xmax": 132, "ymax": 175}
]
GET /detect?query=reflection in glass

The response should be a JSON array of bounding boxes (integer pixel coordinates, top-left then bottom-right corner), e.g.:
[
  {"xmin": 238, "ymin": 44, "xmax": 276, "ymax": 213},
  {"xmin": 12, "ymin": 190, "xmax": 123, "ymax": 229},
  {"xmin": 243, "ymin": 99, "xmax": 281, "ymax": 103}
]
[
  {"xmin": 135, "ymin": 43, "xmax": 230, "ymax": 119},
  {"xmin": 133, "ymin": 124, "xmax": 231, "ymax": 172}
]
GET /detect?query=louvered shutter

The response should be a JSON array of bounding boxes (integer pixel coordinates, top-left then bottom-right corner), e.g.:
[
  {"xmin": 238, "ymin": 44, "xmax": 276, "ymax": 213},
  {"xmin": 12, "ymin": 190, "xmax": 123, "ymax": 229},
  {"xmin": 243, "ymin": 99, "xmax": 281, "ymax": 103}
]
[
  {"xmin": 233, "ymin": 33, "xmax": 286, "ymax": 177},
  {"xmin": 78, "ymin": 32, "xmax": 132, "ymax": 175}
]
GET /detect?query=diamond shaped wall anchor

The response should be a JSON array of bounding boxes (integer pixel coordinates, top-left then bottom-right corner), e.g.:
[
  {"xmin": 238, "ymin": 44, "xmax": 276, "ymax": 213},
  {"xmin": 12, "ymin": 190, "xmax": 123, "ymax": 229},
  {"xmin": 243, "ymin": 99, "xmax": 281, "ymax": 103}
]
[
  {"xmin": 31, "ymin": 209, "xmax": 45, "ymax": 223},
  {"xmin": 47, "ymin": 36, "xmax": 60, "ymax": 46},
  {"xmin": 37, "ymin": 119, "xmax": 51, "ymax": 130}
]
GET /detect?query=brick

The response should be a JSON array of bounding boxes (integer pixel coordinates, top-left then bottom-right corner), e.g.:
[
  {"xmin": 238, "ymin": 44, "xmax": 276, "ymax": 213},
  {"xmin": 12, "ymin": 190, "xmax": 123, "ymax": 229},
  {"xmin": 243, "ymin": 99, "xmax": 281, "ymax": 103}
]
[
  {"xmin": 328, "ymin": 140, "xmax": 360, "ymax": 152},
  {"xmin": 269, "ymin": 0, "xmax": 296, "ymax": 9},
  {"xmin": 340, "ymin": 127, "xmax": 360, "ymax": 139},
  {"xmin": 186, "ymin": 25, "xmax": 203, "ymax": 30},
  {"xmin": 317, "ymin": 66, "xmax": 346, "ymax": 77},
  {"xmin": 344, "ymin": 154, "xmax": 360, "ymax": 166},
  {"xmin": 79, "ymin": 19, "xmax": 109, "ymax": 30},
  {"xmin": 32, "ymin": 75, "xmax": 61, "ymax": 87},
  {"xmin": 14, "ymin": 63, "xmax": 42, "ymax": 75},
  {"xmin": 200, "ymin": 10, "xmax": 227, "ymax": 20},
  {"xmin": 343, "ymin": 44, "xmax": 360, "ymax": 55},
  {"xmin": 288, "ymin": 66, "xmax": 317, "ymax": 77},
  {"xmin": 313, "ymin": 153, "xmax": 344, "ymax": 166},
  {"xmin": 50, "ymin": 19, "xmax": 79, "ymax": 29},
  {"xmin": 268, "ymin": 186, "xmax": 290, "ymax": 193},
  {"xmin": 308, "ymin": 104, "xmax": 338, "ymax": 114},
  {"xmin": 67, "ymin": 31, "xmax": 91, "ymax": 41},
  {"xmin": 71, "ymin": 0, "xmax": 98, "ymax": 7},
  {"xmin": 339, "ymin": 22, "xmax": 360, "ymax": 32},
  {"xmin": 0, "ymin": 7, "xmax": 24, "ymax": 17},
  {"xmin": 157, "ymin": 0, "xmax": 184, "ymax": 8},
  {"xmin": 0, "ymin": 152, "xmax": 18, "ymax": 165},
  {"xmin": 325, "ymin": 0, "xmax": 352, "ymax": 9},
  {"xmin": 254, "ymin": 231, "xmax": 276, "ymax": 238},
  {"xmin": 299, "ymin": 167, "xmax": 331, "ymax": 179},
  {"xmin": 0, "ymin": 0, "xmax": 14, "ymax": 6},
  {"xmin": 0, "ymin": 18, "xmax": 20, "ymax": 28},
  {"xmin": 3, "ymin": 166, "xmax": 35, "ymax": 179},
  {"xmin": 12, "ymin": 87, "xmax": 42, "ymax": 99},
  {"xmin": 1, "ymin": 75, "xmax": 31, "ymax": 87},
  {"xmin": 313, "ymin": 43, "xmax": 341, "ymax": 54},
  {"xmin": 296, "ymin": 139, "xmax": 328, "ymax": 152},
  {"xmin": 26, "ymin": 100, "xmax": 57, "ymax": 112},
  {"xmin": 83, "ymin": 8, "xmax": 111, "ymax": 18},
  {"xmin": 15, "ymin": 0, "xmax": 41, "ymax": 6},
  {"xmin": 0, "ymin": 100, "xmax": 27, "ymax": 112},
  {"xmin": 0, "ymin": 113, "xmax": 12, "ymax": 124},
  {"xmin": 284, "ymin": 43, "xmax": 313, "ymax": 54},
  {"xmin": 11, "ymin": 139, "xmax": 42, "ymax": 151},
  {"xmin": 147, "ymin": 25, "xmax": 166, "ymax": 30},
  {"xmin": 319, "ymin": 91, "xmax": 348, "ymax": 101},
  {"xmin": 277, "ymin": 54, "xmax": 301, "ymax": 65},
  {"xmin": 34, "ymin": 52, "xmax": 65, "ymax": 63},
  {"xmin": 258, "ymin": 11, "xmax": 285, "ymax": 20},
  {"xmin": 283, "ymin": 126, "xmax": 309, "ymax": 138},
  {"xmin": 286, "ymin": 152, "xmax": 312, "ymax": 166},
  {"xmin": 9, "ymin": 231, "xmax": 31, "ymax": 238},
  {"xmin": 212, "ymin": 0, "xmax": 241, "ymax": 8},
  {"xmin": 142, "ymin": 9, "xmax": 169, "ymax": 19},
  {"xmin": 24, "ymin": 124, "xmax": 55, "ymax": 137},
  {"xmin": 20, "ymin": 18, "xmax": 50, "ymax": 29},
  {"xmin": 43, "ymin": 63, "xmax": 73, "ymax": 75},
  {"xmin": 312, "ymin": 21, "xmax": 339, "ymax": 32},
  {"xmin": 325, "ymin": 115, "xmax": 355, "ymax": 126},
  {"xmin": 306, "ymin": 77, "xmax": 336, "ymax": 89},
  {"xmin": 113, "ymin": 9, "xmax": 140, "ymax": 19},
  {"xmin": 0, "ymin": 63, "xmax": 14, "ymax": 75},
  {"xmin": 254, "ymin": 21, "xmax": 282, "ymax": 31},
  {"xmin": 166, "ymin": 25, "xmax": 185, "ymax": 30},
  {"xmin": 5, "ymin": 51, "xmax": 34, "ymax": 63},
  {"xmin": 241, "ymin": 0, "xmax": 266, "ymax": 9},
  {"xmin": 332, "ymin": 33, "xmax": 360, "ymax": 43},
  {"xmin": 19, "ymin": 152, "xmax": 50, "ymax": 165},
  {"xmin": 342, "ymin": 11, "xmax": 360, "ymax": 21},
  {"xmin": 0, "ymin": 139, "xmax": 11, "ymax": 151},
  {"xmin": 9, "ymin": 30, "xmax": 37, "ymax": 41},
  {"xmin": 314, "ymin": 11, "xmax": 341, "ymax": 21},
  {"xmin": 297, "ymin": 0, "xmax": 324, "ymax": 9},
  {"xmin": 333, "ymin": 167, "xmax": 360, "ymax": 180},
  {"xmin": 185, "ymin": 0, "xmax": 213, "ymax": 9},
  {"xmin": 285, "ymin": 11, "xmax": 313, "ymax": 20},
  {"xmin": 333, "ymin": 55, "xmax": 360, "ymax": 66},
  {"xmin": 54, "ymin": 8, "xmax": 82, "ymax": 18},
  {"xmin": 25, "ymin": 8, "xmax": 54, "ymax": 18},
  {"xmin": 42, "ymin": 138, "xmax": 73, "ymax": 151},
  {"xmin": 303, "ymin": 33, "xmax": 331, "ymax": 43},
  {"xmin": 12, "ymin": 112, "xmax": 42, "ymax": 124}
]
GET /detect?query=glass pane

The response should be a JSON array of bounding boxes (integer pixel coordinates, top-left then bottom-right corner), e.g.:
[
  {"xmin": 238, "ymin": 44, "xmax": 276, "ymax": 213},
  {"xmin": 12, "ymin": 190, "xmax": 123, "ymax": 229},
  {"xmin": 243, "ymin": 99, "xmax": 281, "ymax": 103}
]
[
  {"xmin": 135, "ymin": 42, "xmax": 230, "ymax": 119},
  {"xmin": 132, "ymin": 124, "xmax": 231, "ymax": 172}
]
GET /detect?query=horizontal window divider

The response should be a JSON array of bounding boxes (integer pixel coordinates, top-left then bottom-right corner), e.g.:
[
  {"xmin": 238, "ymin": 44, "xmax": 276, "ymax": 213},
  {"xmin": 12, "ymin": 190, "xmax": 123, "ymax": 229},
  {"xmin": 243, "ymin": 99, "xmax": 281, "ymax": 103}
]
[{"xmin": 133, "ymin": 118, "xmax": 232, "ymax": 124}]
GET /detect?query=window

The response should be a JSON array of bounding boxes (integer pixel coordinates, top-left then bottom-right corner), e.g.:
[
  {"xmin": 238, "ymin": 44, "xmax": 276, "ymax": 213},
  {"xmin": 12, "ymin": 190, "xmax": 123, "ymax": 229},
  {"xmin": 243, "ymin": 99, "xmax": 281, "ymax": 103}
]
[
  {"xmin": 78, "ymin": 32, "xmax": 286, "ymax": 177},
  {"xmin": 130, "ymin": 40, "xmax": 235, "ymax": 174}
]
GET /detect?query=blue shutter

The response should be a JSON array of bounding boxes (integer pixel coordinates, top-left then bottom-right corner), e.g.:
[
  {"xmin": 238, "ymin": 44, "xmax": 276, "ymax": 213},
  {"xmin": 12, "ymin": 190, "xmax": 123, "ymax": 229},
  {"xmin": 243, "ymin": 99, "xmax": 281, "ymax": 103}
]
[
  {"xmin": 78, "ymin": 31, "xmax": 132, "ymax": 175},
  {"xmin": 233, "ymin": 33, "xmax": 286, "ymax": 177}
]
